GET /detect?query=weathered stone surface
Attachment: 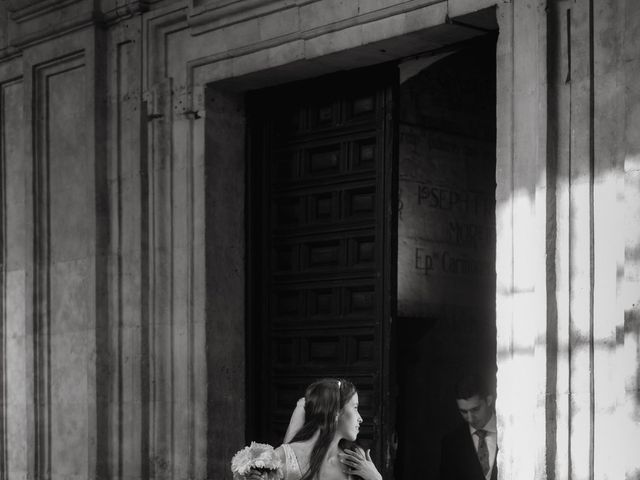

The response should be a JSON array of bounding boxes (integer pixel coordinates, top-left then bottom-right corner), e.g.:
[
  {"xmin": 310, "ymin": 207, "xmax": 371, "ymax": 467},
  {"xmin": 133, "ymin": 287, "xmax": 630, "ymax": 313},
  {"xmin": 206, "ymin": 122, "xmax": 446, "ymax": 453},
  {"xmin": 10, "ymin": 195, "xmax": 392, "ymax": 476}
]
[
  {"xmin": 2, "ymin": 79, "xmax": 26, "ymax": 271},
  {"xmin": 299, "ymin": 0, "xmax": 359, "ymax": 31},
  {"xmin": 49, "ymin": 259, "xmax": 94, "ymax": 334},
  {"xmin": 5, "ymin": 269, "xmax": 28, "ymax": 478}
]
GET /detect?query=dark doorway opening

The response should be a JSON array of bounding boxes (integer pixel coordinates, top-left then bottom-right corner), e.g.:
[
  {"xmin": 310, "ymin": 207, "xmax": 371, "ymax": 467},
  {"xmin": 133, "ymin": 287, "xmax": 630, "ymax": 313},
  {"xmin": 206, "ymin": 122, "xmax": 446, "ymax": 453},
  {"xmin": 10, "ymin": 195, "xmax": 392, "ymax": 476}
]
[
  {"xmin": 244, "ymin": 32, "xmax": 497, "ymax": 480},
  {"xmin": 394, "ymin": 36, "xmax": 497, "ymax": 480}
]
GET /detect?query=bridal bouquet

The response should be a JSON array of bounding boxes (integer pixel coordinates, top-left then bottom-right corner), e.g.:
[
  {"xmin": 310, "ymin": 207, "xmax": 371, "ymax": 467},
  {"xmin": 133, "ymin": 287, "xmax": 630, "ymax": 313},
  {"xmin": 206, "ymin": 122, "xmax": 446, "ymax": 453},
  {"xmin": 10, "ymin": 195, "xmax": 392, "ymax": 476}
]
[{"xmin": 231, "ymin": 442, "xmax": 283, "ymax": 480}]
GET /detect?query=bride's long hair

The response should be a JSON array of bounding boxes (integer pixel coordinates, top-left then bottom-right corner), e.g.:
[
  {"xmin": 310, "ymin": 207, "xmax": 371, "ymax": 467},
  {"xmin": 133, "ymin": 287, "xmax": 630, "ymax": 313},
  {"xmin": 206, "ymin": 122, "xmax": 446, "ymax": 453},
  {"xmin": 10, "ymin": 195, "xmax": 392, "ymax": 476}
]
[{"xmin": 289, "ymin": 378, "xmax": 356, "ymax": 480}]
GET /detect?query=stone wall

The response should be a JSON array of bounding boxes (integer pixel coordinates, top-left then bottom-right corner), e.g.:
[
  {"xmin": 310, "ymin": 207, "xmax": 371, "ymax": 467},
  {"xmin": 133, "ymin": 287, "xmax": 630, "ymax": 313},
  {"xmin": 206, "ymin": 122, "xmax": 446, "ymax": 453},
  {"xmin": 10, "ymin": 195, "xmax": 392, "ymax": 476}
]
[
  {"xmin": 1, "ymin": 24, "xmax": 106, "ymax": 480},
  {"xmin": 496, "ymin": 1, "xmax": 640, "ymax": 479},
  {"xmin": 0, "ymin": 1, "xmax": 639, "ymax": 480}
]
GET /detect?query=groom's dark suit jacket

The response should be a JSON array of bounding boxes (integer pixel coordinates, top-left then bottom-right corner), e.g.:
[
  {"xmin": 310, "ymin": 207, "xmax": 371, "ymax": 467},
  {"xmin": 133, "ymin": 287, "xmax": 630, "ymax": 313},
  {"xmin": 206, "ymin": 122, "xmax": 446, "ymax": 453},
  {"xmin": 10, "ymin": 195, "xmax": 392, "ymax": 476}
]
[{"xmin": 440, "ymin": 423, "xmax": 497, "ymax": 480}]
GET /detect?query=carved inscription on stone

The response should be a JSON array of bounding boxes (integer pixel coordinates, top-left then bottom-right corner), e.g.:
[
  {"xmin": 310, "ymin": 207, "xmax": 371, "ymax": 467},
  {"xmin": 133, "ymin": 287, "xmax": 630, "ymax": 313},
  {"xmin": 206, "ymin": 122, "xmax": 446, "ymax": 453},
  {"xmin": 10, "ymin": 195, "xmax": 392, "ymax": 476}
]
[{"xmin": 397, "ymin": 125, "xmax": 495, "ymax": 315}]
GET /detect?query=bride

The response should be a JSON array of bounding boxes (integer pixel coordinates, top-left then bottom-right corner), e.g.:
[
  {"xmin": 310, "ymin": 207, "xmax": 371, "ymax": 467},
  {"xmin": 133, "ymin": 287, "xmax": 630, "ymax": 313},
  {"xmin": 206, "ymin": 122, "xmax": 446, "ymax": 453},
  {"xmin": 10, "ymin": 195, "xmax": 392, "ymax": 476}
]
[{"xmin": 249, "ymin": 378, "xmax": 383, "ymax": 480}]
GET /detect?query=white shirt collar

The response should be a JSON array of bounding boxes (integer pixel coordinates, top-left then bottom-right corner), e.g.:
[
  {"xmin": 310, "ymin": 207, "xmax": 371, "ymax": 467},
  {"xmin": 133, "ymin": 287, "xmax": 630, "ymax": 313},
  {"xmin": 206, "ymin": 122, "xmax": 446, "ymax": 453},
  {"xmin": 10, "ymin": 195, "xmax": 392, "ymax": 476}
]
[{"xmin": 469, "ymin": 412, "xmax": 496, "ymax": 435}]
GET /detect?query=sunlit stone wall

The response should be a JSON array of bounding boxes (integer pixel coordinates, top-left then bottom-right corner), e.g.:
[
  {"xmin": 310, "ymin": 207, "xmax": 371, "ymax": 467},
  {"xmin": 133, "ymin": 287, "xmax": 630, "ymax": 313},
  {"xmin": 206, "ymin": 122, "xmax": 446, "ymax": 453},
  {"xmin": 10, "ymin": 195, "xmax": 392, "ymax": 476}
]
[{"xmin": 496, "ymin": 1, "xmax": 640, "ymax": 479}]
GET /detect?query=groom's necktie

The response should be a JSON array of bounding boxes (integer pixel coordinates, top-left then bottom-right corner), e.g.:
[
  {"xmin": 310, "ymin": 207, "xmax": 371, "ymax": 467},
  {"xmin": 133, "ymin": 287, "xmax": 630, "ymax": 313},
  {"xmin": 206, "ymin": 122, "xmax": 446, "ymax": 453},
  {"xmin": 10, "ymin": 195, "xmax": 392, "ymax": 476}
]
[{"xmin": 475, "ymin": 429, "xmax": 490, "ymax": 476}]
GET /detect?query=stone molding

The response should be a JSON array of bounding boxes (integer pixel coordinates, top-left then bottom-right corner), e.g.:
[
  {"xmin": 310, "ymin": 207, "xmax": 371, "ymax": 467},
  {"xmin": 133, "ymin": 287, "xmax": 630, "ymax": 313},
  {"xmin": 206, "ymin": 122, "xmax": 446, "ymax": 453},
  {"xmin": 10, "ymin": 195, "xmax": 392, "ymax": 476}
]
[
  {"xmin": 100, "ymin": 0, "xmax": 152, "ymax": 25},
  {"xmin": 186, "ymin": 0, "xmax": 448, "ymax": 35},
  {"xmin": 187, "ymin": 0, "xmax": 302, "ymax": 32},
  {"xmin": 2, "ymin": 0, "xmax": 156, "ymax": 50},
  {"xmin": 7, "ymin": 0, "xmax": 94, "ymax": 49},
  {"xmin": 8, "ymin": 0, "xmax": 84, "ymax": 22}
]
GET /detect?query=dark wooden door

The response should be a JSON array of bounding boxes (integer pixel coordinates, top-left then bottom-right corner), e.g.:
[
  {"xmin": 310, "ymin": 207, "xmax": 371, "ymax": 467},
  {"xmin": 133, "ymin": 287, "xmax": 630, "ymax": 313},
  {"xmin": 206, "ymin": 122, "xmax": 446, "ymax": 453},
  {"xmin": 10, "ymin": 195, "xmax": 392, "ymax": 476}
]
[{"xmin": 247, "ymin": 66, "xmax": 397, "ymax": 472}]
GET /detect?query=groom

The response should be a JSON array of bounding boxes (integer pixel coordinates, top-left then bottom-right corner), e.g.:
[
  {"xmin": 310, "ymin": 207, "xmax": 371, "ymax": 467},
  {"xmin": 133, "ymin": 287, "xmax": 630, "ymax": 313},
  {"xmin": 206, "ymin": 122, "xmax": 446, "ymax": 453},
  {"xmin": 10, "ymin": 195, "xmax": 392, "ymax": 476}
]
[{"xmin": 440, "ymin": 372, "xmax": 497, "ymax": 480}]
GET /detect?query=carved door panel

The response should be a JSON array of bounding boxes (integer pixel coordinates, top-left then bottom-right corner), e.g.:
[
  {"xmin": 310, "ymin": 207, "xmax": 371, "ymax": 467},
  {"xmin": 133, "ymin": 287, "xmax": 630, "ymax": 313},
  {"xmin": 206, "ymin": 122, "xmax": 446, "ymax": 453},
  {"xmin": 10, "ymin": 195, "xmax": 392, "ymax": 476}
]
[{"xmin": 247, "ymin": 66, "xmax": 397, "ymax": 471}]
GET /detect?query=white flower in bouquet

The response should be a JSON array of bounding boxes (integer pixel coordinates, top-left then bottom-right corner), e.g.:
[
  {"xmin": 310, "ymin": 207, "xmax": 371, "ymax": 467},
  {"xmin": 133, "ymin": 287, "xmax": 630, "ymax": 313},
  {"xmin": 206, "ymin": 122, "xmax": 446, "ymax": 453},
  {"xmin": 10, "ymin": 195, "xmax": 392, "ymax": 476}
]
[{"xmin": 231, "ymin": 442, "xmax": 283, "ymax": 480}]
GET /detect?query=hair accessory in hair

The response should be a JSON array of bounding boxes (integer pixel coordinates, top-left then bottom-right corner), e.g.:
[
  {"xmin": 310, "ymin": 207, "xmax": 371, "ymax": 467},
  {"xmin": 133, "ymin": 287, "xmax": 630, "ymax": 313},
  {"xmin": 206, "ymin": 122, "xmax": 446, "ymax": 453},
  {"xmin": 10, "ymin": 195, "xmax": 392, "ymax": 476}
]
[{"xmin": 337, "ymin": 380, "xmax": 341, "ymax": 389}]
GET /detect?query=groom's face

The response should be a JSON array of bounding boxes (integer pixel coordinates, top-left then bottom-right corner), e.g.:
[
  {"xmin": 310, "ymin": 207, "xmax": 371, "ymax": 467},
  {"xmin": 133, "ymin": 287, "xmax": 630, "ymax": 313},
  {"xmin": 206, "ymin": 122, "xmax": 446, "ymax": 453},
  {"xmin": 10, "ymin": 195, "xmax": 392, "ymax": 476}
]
[{"xmin": 456, "ymin": 394, "xmax": 494, "ymax": 430}]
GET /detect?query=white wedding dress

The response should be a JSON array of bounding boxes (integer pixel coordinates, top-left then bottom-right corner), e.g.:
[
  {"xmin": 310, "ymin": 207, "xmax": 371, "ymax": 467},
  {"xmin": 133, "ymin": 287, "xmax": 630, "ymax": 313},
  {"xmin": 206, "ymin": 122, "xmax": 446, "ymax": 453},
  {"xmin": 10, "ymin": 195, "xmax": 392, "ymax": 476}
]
[{"xmin": 280, "ymin": 444, "xmax": 303, "ymax": 480}]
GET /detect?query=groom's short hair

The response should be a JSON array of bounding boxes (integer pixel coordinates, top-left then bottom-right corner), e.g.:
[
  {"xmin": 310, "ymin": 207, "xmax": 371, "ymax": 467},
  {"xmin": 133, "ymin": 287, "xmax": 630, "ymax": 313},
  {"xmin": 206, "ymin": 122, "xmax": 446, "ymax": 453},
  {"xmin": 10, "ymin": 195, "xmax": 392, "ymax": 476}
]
[{"xmin": 454, "ymin": 371, "xmax": 495, "ymax": 400}]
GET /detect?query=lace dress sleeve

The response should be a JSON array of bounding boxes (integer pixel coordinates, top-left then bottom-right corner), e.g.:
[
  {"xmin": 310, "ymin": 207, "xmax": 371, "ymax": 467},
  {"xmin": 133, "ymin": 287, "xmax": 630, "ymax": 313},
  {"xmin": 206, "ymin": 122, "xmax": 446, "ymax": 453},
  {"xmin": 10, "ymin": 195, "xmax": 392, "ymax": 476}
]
[{"xmin": 279, "ymin": 444, "xmax": 303, "ymax": 480}]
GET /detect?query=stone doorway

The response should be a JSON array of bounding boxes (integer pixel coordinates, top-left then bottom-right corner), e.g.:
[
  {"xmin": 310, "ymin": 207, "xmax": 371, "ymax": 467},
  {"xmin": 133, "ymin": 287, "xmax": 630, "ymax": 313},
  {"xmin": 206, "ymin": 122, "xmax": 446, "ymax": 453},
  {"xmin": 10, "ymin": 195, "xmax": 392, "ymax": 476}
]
[
  {"xmin": 205, "ymin": 14, "xmax": 499, "ymax": 479},
  {"xmin": 242, "ymin": 34, "xmax": 497, "ymax": 479}
]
